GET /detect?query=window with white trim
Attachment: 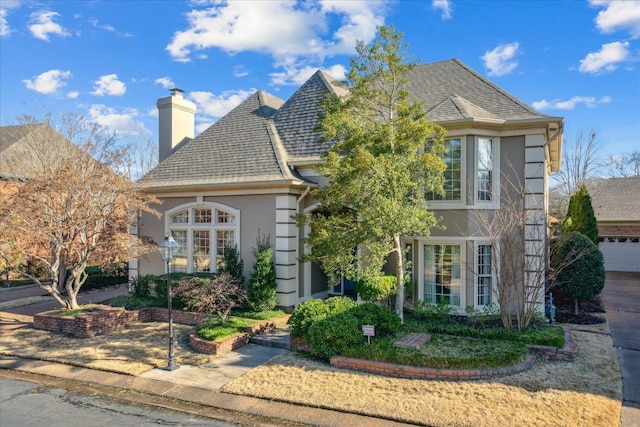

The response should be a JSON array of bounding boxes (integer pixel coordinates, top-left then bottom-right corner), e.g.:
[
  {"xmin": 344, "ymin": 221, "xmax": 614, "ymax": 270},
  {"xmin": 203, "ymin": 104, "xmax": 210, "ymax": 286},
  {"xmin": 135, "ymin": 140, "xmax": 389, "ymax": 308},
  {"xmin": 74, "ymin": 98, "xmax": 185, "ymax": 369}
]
[
  {"xmin": 167, "ymin": 203, "xmax": 239, "ymax": 273},
  {"xmin": 476, "ymin": 244, "xmax": 493, "ymax": 306},
  {"xmin": 476, "ymin": 137, "xmax": 494, "ymax": 202},
  {"xmin": 427, "ymin": 138, "xmax": 462, "ymax": 201},
  {"xmin": 423, "ymin": 244, "xmax": 461, "ymax": 307}
]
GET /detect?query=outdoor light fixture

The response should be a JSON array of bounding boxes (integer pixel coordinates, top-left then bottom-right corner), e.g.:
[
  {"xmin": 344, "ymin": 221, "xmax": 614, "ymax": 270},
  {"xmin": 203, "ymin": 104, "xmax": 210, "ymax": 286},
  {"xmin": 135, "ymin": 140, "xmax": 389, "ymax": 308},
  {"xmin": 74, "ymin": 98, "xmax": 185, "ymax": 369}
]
[{"xmin": 159, "ymin": 234, "xmax": 180, "ymax": 371}]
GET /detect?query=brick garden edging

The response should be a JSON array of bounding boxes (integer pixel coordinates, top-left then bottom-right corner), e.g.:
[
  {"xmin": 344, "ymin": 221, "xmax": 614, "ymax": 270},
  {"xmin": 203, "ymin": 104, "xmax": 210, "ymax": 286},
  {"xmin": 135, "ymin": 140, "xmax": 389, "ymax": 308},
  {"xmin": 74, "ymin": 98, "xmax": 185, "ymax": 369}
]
[
  {"xmin": 189, "ymin": 314, "xmax": 291, "ymax": 355},
  {"xmin": 292, "ymin": 325, "xmax": 574, "ymax": 381},
  {"xmin": 527, "ymin": 325, "xmax": 573, "ymax": 361},
  {"xmin": 330, "ymin": 354, "xmax": 537, "ymax": 381}
]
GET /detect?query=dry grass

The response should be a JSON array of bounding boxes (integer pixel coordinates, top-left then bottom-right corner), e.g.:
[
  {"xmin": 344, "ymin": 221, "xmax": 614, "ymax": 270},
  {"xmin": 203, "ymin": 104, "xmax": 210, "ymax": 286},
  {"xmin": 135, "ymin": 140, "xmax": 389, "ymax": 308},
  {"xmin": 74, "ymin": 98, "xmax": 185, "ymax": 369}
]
[
  {"xmin": 0, "ymin": 322, "xmax": 218, "ymax": 376},
  {"xmin": 223, "ymin": 321, "xmax": 622, "ymax": 427},
  {"xmin": 0, "ymin": 318, "xmax": 622, "ymax": 426}
]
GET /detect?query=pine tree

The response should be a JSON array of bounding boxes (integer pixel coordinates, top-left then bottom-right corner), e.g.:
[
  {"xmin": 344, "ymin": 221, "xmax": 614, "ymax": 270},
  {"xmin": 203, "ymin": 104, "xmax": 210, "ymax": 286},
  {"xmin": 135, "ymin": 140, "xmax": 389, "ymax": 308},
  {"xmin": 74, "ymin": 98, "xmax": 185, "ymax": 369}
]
[
  {"xmin": 562, "ymin": 184, "xmax": 599, "ymax": 245},
  {"xmin": 247, "ymin": 234, "xmax": 277, "ymax": 312}
]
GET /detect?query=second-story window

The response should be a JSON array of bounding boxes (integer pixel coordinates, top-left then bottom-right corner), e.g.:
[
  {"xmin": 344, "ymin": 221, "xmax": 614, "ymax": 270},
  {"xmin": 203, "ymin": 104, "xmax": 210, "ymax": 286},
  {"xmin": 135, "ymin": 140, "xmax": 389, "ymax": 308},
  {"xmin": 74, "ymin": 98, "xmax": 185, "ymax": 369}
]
[
  {"xmin": 427, "ymin": 138, "xmax": 462, "ymax": 201},
  {"xmin": 476, "ymin": 137, "xmax": 493, "ymax": 202}
]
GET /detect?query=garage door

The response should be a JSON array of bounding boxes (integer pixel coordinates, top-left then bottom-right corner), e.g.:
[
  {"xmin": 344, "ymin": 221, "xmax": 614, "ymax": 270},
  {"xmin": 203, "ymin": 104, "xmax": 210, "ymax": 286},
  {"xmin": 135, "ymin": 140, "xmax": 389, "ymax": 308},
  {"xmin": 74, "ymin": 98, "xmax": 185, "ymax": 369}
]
[{"xmin": 599, "ymin": 237, "xmax": 640, "ymax": 272}]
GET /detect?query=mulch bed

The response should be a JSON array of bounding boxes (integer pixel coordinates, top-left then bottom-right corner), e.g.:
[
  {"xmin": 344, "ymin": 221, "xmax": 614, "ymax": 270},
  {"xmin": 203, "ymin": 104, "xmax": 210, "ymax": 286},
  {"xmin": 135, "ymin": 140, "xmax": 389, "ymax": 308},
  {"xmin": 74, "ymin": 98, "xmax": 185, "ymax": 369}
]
[{"xmin": 552, "ymin": 291, "xmax": 606, "ymax": 325}]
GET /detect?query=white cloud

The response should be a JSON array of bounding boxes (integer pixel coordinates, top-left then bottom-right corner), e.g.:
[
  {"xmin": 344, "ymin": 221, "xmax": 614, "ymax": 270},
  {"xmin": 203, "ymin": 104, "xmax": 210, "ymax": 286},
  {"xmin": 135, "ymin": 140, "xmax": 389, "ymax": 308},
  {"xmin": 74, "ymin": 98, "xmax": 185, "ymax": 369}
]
[
  {"xmin": 154, "ymin": 76, "xmax": 175, "ymax": 89},
  {"xmin": 589, "ymin": 0, "xmax": 640, "ymax": 38},
  {"xmin": 270, "ymin": 61, "xmax": 346, "ymax": 86},
  {"xmin": 87, "ymin": 104, "xmax": 151, "ymax": 136},
  {"xmin": 233, "ymin": 65, "xmax": 249, "ymax": 78},
  {"xmin": 579, "ymin": 41, "xmax": 630, "ymax": 74},
  {"xmin": 91, "ymin": 74, "xmax": 126, "ymax": 96},
  {"xmin": 67, "ymin": 91, "xmax": 79, "ymax": 99},
  {"xmin": 532, "ymin": 96, "xmax": 612, "ymax": 110},
  {"xmin": 432, "ymin": 0, "xmax": 452, "ymax": 20},
  {"xmin": 481, "ymin": 42, "xmax": 520, "ymax": 76},
  {"xmin": 89, "ymin": 17, "xmax": 115, "ymax": 32},
  {"xmin": 165, "ymin": 0, "xmax": 386, "ymax": 83},
  {"xmin": 29, "ymin": 10, "xmax": 70, "ymax": 41},
  {"xmin": 1, "ymin": 9, "xmax": 11, "ymax": 37},
  {"xmin": 23, "ymin": 69, "xmax": 72, "ymax": 94},
  {"xmin": 189, "ymin": 88, "xmax": 255, "ymax": 119}
]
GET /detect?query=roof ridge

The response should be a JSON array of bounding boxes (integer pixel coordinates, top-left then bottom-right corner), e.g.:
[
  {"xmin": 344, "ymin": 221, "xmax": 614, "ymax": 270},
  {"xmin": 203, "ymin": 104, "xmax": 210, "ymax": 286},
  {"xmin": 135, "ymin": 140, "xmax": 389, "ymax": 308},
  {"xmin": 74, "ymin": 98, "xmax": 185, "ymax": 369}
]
[{"xmin": 265, "ymin": 120, "xmax": 295, "ymax": 181}]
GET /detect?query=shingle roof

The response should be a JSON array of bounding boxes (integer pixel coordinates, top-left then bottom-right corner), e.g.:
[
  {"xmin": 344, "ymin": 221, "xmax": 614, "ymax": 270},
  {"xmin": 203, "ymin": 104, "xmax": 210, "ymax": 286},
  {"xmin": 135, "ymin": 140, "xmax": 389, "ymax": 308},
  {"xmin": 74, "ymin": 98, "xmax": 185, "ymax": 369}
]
[
  {"xmin": 273, "ymin": 70, "xmax": 348, "ymax": 161},
  {"xmin": 141, "ymin": 90, "xmax": 306, "ymax": 188},
  {"xmin": 0, "ymin": 123, "xmax": 79, "ymax": 180},
  {"xmin": 591, "ymin": 176, "xmax": 640, "ymax": 222},
  {"xmin": 406, "ymin": 59, "xmax": 555, "ymax": 123},
  {"xmin": 143, "ymin": 59, "xmax": 562, "ymax": 190}
]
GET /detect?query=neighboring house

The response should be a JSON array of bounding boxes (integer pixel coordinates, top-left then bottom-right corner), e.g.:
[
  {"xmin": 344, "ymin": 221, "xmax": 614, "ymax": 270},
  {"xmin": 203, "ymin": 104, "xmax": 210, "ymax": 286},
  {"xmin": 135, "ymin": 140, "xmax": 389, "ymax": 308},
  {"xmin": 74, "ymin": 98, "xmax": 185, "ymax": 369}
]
[
  {"xmin": 591, "ymin": 176, "xmax": 640, "ymax": 272},
  {"xmin": 1, "ymin": 123, "xmax": 83, "ymax": 198},
  {"xmin": 134, "ymin": 59, "xmax": 564, "ymax": 313}
]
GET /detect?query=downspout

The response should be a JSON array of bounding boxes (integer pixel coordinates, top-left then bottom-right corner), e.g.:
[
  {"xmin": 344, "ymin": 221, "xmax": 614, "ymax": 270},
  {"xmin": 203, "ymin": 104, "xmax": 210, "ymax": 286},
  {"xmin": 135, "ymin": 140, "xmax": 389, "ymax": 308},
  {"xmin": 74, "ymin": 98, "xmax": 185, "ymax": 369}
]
[{"xmin": 296, "ymin": 186, "xmax": 312, "ymax": 304}]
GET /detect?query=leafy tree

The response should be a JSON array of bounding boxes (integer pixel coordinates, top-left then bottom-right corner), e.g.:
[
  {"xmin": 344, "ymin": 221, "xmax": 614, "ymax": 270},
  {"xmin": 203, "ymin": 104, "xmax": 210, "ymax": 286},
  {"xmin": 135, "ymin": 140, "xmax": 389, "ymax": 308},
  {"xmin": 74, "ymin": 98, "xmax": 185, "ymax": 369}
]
[
  {"xmin": 219, "ymin": 243, "xmax": 245, "ymax": 284},
  {"xmin": 553, "ymin": 232, "xmax": 605, "ymax": 315},
  {"xmin": 246, "ymin": 234, "xmax": 277, "ymax": 312},
  {"xmin": 562, "ymin": 184, "xmax": 599, "ymax": 245},
  {"xmin": 297, "ymin": 26, "xmax": 446, "ymax": 322},
  {"xmin": 0, "ymin": 114, "xmax": 158, "ymax": 309}
]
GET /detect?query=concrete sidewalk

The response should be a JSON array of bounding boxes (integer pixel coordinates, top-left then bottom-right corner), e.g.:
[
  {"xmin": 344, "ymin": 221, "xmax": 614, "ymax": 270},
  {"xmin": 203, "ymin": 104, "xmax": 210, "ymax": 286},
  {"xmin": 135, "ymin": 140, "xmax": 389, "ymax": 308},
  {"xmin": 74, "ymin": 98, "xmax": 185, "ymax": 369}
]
[{"xmin": 0, "ymin": 355, "xmax": 409, "ymax": 426}]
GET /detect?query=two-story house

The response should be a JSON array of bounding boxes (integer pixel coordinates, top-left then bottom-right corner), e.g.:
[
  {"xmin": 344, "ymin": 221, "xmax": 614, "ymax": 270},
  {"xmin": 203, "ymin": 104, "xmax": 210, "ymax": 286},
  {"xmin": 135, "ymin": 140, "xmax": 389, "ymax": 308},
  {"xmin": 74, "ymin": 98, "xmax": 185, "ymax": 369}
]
[{"xmin": 134, "ymin": 58, "xmax": 563, "ymax": 313}]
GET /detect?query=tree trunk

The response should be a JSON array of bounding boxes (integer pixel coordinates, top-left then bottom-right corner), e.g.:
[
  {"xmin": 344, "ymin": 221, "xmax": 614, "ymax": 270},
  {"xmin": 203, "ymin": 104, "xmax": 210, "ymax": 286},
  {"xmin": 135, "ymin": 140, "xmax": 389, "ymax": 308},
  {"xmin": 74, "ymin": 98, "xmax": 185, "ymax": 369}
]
[
  {"xmin": 393, "ymin": 234, "xmax": 405, "ymax": 324},
  {"xmin": 574, "ymin": 297, "xmax": 579, "ymax": 316}
]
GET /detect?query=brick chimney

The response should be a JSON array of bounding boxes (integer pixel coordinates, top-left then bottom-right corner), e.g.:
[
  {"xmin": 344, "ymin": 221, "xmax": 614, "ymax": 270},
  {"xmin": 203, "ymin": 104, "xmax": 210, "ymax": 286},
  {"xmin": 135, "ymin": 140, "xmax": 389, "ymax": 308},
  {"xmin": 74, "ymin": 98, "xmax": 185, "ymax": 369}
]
[{"xmin": 157, "ymin": 88, "xmax": 196, "ymax": 162}]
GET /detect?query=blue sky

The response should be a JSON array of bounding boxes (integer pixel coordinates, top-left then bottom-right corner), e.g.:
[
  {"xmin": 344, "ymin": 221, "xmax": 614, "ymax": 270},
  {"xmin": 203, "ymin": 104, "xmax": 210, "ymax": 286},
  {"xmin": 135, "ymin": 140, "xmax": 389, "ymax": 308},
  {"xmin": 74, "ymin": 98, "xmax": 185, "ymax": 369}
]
[{"xmin": 1, "ymin": 0, "xmax": 639, "ymax": 165}]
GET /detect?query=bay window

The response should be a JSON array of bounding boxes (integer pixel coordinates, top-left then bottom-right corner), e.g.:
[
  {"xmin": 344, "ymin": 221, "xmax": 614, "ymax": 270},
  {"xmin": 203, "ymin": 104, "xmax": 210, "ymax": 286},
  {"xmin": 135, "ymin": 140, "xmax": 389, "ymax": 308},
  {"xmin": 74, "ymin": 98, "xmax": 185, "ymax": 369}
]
[
  {"xmin": 427, "ymin": 138, "xmax": 462, "ymax": 201},
  {"xmin": 423, "ymin": 244, "xmax": 461, "ymax": 307},
  {"xmin": 476, "ymin": 244, "xmax": 493, "ymax": 306}
]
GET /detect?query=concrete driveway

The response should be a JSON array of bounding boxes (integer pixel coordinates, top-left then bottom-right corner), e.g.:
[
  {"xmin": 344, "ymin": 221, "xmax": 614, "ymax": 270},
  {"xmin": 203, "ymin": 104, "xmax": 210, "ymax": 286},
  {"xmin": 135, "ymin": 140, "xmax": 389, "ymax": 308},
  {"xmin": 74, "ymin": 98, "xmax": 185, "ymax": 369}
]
[{"xmin": 601, "ymin": 271, "xmax": 640, "ymax": 427}]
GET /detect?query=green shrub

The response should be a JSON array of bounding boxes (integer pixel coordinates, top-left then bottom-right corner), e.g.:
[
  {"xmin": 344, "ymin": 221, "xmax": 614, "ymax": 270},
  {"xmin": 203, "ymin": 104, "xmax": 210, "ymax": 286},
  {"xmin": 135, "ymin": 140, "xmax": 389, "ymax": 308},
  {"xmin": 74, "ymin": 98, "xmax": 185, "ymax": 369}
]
[
  {"xmin": 412, "ymin": 299, "xmax": 456, "ymax": 322},
  {"xmin": 246, "ymin": 235, "xmax": 277, "ymax": 312},
  {"xmin": 219, "ymin": 243, "xmax": 245, "ymax": 283},
  {"xmin": 356, "ymin": 275, "xmax": 397, "ymax": 302},
  {"xmin": 307, "ymin": 312, "xmax": 362, "ymax": 359},
  {"xmin": 130, "ymin": 274, "xmax": 153, "ymax": 298},
  {"xmin": 305, "ymin": 302, "xmax": 400, "ymax": 359},
  {"xmin": 553, "ymin": 231, "xmax": 605, "ymax": 314},
  {"xmin": 349, "ymin": 302, "xmax": 400, "ymax": 335},
  {"xmin": 108, "ymin": 295, "xmax": 160, "ymax": 310},
  {"xmin": 82, "ymin": 262, "xmax": 128, "ymax": 290},
  {"xmin": 289, "ymin": 296, "xmax": 356, "ymax": 338}
]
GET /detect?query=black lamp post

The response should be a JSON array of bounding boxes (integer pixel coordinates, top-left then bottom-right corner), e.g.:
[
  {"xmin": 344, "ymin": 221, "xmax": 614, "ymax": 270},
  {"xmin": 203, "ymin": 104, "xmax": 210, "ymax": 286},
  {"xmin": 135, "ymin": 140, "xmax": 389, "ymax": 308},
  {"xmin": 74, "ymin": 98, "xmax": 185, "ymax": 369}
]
[{"xmin": 159, "ymin": 235, "xmax": 180, "ymax": 371}]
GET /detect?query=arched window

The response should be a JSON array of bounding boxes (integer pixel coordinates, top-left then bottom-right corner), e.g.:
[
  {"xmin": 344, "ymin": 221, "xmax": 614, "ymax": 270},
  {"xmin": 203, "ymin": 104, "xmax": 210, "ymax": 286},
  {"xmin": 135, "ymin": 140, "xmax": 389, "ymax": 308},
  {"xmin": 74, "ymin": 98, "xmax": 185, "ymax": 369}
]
[{"xmin": 165, "ymin": 202, "xmax": 240, "ymax": 273}]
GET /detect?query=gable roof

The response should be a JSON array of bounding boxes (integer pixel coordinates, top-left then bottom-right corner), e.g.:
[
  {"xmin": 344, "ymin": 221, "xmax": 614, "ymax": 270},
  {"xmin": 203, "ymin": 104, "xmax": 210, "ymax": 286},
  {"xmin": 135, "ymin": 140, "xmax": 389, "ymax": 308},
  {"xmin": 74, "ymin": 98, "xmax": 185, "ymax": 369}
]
[
  {"xmin": 0, "ymin": 123, "xmax": 81, "ymax": 181},
  {"xmin": 141, "ymin": 90, "xmax": 309, "ymax": 190},
  {"xmin": 591, "ymin": 176, "xmax": 640, "ymax": 223},
  {"xmin": 143, "ymin": 59, "xmax": 564, "ymax": 190}
]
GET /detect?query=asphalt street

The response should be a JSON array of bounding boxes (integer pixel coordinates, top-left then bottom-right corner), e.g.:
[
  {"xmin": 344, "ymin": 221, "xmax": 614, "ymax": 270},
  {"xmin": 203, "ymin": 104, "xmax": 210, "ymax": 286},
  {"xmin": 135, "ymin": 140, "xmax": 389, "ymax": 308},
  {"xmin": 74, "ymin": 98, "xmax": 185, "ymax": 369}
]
[{"xmin": 0, "ymin": 377, "xmax": 238, "ymax": 427}]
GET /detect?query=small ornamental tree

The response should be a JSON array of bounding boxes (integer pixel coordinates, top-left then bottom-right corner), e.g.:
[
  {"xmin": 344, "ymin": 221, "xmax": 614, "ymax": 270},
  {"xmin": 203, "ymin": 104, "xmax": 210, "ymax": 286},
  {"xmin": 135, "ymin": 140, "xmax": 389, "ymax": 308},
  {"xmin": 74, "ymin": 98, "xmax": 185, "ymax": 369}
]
[
  {"xmin": 174, "ymin": 273, "xmax": 246, "ymax": 324},
  {"xmin": 219, "ymin": 243, "xmax": 245, "ymax": 284},
  {"xmin": 247, "ymin": 234, "xmax": 277, "ymax": 312},
  {"xmin": 553, "ymin": 231, "xmax": 605, "ymax": 315},
  {"xmin": 562, "ymin": 184, "xmax": 599, "ymax": 245}
]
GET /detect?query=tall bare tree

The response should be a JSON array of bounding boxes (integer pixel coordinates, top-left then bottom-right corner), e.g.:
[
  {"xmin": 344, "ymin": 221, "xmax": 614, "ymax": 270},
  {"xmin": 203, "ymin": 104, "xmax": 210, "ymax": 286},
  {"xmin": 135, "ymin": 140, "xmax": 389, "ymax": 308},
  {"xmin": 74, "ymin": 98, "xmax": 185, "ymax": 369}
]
[
  {"xmin": 602, "ymin": 150, "xmax": 640, "ymax": 177},
  {"xmin": 473, "ymin": 168, "xmax": 588, "ymax": 329},
  {"xmin": 0, "ymin": 114, "xmax": 159, "ymax": 309},
  {"xmin": 554, "ymin": 129, "xmax": 601, "ymax": 197}
]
